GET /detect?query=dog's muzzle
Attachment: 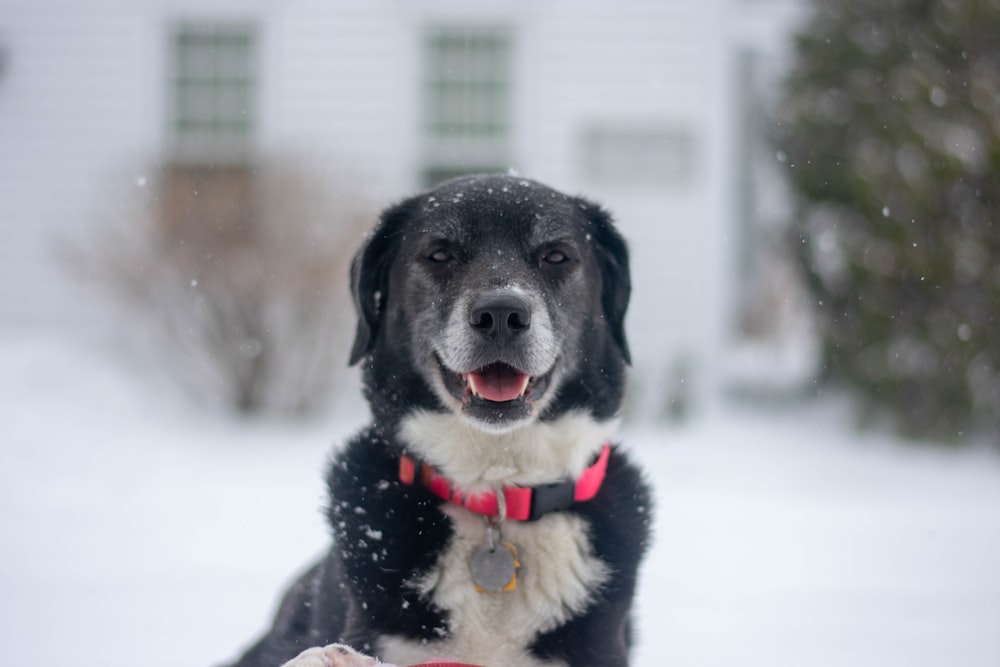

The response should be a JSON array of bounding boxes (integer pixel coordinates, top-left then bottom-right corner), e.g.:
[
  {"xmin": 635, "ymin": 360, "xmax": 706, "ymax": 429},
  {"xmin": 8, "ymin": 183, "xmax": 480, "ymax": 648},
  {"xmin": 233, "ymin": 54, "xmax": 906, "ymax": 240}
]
[{"xmin": 435, "ymin": 290, "xmax": 556, "ymax": 426}]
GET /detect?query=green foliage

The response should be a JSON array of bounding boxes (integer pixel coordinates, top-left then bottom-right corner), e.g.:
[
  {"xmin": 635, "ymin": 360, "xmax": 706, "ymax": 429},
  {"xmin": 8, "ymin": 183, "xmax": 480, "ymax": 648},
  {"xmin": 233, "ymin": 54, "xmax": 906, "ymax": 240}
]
[{"xmin": 776, "ymin": 0, "xmax": 1000, "ymax": 440}]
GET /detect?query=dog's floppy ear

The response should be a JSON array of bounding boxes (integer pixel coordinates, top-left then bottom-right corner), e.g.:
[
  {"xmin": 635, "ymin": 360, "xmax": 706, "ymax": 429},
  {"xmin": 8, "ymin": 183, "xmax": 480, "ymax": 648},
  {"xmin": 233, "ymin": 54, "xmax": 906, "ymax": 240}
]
[
  {"xmin": 348, "ymin": 197, "xmax": 418, "ymax": 366},
  {"xmin": 575, "ymin": 197, "xmax": 632, "ymax": 365}
]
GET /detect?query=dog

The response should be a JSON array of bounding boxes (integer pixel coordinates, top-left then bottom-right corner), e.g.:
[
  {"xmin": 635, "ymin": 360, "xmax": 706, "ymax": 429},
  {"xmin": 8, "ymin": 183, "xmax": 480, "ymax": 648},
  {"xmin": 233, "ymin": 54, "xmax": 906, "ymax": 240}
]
[{"xmin": 228, "ymin": 174, "xmax": 652, "ymax": 667}]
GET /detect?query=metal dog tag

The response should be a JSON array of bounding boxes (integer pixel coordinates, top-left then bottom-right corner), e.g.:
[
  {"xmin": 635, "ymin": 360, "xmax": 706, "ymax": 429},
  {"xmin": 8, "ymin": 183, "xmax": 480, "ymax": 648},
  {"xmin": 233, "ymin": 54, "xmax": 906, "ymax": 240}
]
[{"xmin": 470, "ymin": 542, "xmax": 520, "ymax": 592}]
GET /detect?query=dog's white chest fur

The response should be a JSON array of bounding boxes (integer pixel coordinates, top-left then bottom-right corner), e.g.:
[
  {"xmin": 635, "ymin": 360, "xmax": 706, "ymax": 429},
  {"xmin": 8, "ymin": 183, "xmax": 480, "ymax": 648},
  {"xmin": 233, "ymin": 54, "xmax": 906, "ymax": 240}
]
[
  {"xmin": 379, "ymin": 411, "xmax": 615, "ymax": 667},
  {"xmin": 380, "ymin": 508, "xmax": 608, "ymax": 667}
]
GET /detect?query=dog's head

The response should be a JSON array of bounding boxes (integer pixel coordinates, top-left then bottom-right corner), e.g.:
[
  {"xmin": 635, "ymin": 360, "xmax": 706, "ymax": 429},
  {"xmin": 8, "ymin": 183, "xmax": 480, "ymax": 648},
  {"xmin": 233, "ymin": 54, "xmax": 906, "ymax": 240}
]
[{"xmin": 349, "ymin": 174, "xmax": 630, "ymax": 432}]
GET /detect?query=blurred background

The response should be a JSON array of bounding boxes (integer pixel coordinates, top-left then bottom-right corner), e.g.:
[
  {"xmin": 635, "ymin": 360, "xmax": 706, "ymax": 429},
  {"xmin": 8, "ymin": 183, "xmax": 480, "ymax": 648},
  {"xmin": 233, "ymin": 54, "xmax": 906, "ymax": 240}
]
[
  {"xmin": 1, "ymin": 0, "xmax": 809, "ymax": 417},
  {"xmin": 2, "ymin": 1, "xmax": 999, "ymax": 666}
]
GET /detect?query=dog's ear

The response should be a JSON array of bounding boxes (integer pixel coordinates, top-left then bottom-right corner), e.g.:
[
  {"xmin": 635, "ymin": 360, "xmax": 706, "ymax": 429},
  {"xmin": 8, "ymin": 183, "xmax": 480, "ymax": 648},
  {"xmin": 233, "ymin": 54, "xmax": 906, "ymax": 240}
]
[
  {"xmin": 348, "ymin": 197, "xmax": 418, "ymax": 366},
  {"xmin": 575, "ymin": 197, "xmax": 632, "ymax": 365}
]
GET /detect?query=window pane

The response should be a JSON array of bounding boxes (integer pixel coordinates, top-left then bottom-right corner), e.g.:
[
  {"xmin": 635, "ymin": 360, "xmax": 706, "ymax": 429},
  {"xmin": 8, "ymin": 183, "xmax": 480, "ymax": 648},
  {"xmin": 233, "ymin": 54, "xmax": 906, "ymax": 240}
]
[
  {"xmin": 170, "ymin": 22, "xmax": 257, "ymax": 154},
  {"xmin": 580, "ymin": 126, "xmax": 696, "ymax": 187},
  {"xmin": 423, "ymin": 26, "xmax": 512, "ymax": 173}
]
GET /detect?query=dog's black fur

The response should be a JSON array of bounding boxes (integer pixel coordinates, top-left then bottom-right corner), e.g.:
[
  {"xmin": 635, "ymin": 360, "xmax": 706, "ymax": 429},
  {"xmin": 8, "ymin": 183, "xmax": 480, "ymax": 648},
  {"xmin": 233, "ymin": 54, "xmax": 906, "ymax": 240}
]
[{"xmin": 228, "ymin": 175, "xmax": 652, "ymax": 667}]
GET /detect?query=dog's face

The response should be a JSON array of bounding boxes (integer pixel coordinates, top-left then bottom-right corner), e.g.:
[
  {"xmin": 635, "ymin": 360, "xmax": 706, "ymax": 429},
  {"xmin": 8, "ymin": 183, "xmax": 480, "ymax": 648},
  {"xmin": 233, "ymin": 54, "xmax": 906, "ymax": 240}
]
[{"xmin": 350, "ymin": 175, "xmax": 630, "ymax": 432}]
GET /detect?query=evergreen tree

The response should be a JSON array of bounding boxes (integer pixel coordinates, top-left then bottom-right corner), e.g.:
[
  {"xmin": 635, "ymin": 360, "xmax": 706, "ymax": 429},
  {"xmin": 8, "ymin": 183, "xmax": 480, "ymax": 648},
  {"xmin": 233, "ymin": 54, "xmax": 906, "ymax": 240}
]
[{"xmin": 776, "ymin": 0, "xmax": 1000, "ymax": 440}]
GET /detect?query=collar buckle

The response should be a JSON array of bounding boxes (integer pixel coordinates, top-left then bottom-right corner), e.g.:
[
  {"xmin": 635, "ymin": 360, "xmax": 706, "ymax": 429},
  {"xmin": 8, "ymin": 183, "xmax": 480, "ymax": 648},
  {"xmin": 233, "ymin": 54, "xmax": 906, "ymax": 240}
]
[{"xmin": 527, "ymin": 480, "xmax": 576, "ymax": 521}]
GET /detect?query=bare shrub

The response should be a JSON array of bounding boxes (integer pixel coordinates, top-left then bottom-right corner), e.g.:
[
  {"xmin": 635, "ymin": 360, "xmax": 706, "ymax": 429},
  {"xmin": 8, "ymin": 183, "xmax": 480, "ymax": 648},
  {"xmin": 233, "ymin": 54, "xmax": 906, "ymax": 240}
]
[{"xmin": 74, "ymin": 156, "xmax": 375, "ymax": 415}]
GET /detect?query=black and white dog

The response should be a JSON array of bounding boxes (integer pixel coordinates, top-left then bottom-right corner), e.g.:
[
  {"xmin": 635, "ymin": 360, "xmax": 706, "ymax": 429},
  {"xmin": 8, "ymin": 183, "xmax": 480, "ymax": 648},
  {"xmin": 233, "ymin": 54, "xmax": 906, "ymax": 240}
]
[{"xmin": 229, "ymin": 174, "xmax": 652, "ymax": 667}]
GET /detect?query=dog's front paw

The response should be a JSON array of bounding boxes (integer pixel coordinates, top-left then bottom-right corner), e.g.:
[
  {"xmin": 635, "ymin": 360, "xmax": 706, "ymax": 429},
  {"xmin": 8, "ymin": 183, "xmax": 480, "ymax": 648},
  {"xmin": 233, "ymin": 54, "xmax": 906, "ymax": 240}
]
[{"xmin": 279, "ymin": 644, "xmax": 397, "ymax": 667}]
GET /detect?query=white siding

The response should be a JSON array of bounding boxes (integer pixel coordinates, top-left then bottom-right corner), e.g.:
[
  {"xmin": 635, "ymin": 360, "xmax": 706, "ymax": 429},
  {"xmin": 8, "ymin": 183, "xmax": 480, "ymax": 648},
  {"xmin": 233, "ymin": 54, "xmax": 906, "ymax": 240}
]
[
  {"xmin": 0, "ymin": 1, "xmax": 159, "ymax": 329},
  {"xmin": 264, "ymin": 1, "xmax": 419, "ymax": 197},
  {"xmin": 0, "ymin": 0, "xmax": 803, "ymax": 409}
]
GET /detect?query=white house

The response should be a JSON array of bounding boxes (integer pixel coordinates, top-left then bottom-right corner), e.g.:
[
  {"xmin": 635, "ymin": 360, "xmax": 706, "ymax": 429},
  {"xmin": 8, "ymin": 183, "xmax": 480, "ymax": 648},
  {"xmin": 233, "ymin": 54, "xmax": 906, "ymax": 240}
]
[{"xmin": 0, "ymin": 0, "xmax": 805, "ymax": 415}]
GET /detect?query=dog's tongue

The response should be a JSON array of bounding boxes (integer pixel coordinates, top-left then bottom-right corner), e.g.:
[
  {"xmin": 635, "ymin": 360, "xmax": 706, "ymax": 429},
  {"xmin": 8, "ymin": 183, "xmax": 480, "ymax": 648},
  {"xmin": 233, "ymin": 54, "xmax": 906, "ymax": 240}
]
[{"xmin": 466, "ymin": 364, "xmax": 530, "ymax": 402}]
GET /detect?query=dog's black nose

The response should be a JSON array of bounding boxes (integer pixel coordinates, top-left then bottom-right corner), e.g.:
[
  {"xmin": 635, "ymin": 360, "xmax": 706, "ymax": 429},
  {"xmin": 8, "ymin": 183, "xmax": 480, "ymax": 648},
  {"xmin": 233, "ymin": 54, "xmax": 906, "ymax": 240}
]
[{"xmin": 469, "ymin": 292, "xmax": 532, "ymax": 344}]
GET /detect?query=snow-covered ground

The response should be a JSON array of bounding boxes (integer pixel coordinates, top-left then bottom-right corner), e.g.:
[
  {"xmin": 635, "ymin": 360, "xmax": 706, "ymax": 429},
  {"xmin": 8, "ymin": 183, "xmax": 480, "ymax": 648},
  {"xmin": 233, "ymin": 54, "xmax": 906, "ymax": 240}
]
[{"xmin": 2, "ymin": 332, "xmax": 999, "ymax": 667}]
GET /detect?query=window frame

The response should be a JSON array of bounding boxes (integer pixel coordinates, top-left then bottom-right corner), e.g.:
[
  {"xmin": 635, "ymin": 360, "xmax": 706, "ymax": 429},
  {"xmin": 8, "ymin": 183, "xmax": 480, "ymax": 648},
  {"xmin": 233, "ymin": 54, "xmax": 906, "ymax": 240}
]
[
  {"xmin": 167, "ymin": 21, "xmax": 259, "ymax": 164},
  {"xmin": 420, "ymin": 25, "xmax": 513, "ymax": 187}
]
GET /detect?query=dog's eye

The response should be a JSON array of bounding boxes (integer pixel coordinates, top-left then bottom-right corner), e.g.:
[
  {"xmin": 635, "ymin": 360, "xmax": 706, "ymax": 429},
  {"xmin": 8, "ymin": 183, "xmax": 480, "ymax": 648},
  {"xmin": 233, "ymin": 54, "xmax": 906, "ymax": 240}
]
[
  {"xmin": 428, "ymin": 248, "xmax": 453, "ymax": 263},
  {"xmin": 542, "ymin": 249, "xmax": 569, "ymax": 265}
]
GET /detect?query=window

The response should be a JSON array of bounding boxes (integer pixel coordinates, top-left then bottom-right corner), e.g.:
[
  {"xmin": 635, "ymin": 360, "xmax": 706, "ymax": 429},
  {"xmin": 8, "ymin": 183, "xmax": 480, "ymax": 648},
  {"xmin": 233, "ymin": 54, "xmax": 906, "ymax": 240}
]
[
  {"xmin": 169, "ymin": 22, "xmax": 257, "ymax": 161},
  {"xmin": 162, "ymin": 21, "xmax": 259, "ymax": 239},
  {"xmin": 579, "ymin": 125, "xmax": 695, "ymax": 188},
  {"xmin": 421, "ymin": 26, "xmax": 512, "ymax": 186}
]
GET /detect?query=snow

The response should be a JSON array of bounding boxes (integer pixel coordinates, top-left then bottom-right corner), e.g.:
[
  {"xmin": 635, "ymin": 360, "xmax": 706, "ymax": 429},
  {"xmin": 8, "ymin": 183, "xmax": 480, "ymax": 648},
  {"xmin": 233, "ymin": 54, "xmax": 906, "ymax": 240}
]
[{"xmin": 2, "ymin": 333, "xmax": 999, "ymax": 667}]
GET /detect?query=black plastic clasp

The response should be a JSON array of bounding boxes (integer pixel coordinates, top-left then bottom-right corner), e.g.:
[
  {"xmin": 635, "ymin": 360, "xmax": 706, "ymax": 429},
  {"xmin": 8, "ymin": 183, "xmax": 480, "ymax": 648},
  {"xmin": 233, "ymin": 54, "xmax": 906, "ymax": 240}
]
[{"xmin": 528, "ymin": 480, "xmax": 576, "ymax": 521}]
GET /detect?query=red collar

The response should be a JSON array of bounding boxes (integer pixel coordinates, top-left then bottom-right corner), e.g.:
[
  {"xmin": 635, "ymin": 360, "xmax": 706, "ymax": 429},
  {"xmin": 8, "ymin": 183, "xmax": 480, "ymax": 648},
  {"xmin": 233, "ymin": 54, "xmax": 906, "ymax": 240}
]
[{"xmin": 399, "ymin": 444, "xmax": 611, "ymax": 522}]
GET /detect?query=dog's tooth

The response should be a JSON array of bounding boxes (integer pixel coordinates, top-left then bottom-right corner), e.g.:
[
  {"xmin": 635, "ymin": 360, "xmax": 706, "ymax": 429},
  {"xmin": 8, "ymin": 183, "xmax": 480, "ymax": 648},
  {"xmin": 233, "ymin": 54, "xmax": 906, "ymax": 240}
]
[
  {"xmin": 468, "ymin": 374, "xmax": 480, "ymax": 397},
  {"xmin": 518, "ymin": 375, "xmax": 531, "ymax": 397}
]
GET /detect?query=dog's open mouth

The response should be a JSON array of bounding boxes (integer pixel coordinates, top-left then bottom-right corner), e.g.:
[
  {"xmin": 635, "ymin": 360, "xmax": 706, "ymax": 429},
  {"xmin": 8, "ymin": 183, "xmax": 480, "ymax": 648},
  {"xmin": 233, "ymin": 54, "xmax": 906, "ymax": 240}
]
[
  {"xmin": 463, "ymin": 364, "xmax": 532, "ymax": 402},
  {"xmin": 437, "ymin": 357, "xmax": 551, "ymax": 423}
]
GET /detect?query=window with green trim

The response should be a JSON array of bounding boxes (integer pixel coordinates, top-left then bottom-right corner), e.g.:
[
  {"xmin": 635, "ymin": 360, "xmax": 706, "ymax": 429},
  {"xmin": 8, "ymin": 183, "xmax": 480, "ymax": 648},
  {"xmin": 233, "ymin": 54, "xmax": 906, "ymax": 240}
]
[
  {"xmin": 169, "ymin": 22, "xmax": 257, "ymax": 159},
  {"xmin": 421, "ymin": 26, "xmax": 512, "ymax": 187}
]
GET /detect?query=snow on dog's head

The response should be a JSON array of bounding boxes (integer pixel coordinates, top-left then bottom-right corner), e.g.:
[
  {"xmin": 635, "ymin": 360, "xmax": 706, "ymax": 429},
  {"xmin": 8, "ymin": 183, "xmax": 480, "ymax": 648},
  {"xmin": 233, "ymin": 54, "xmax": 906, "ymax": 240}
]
[{"xmin": 348, "ymin": 174, "xmax": 631, "ymax": 435}]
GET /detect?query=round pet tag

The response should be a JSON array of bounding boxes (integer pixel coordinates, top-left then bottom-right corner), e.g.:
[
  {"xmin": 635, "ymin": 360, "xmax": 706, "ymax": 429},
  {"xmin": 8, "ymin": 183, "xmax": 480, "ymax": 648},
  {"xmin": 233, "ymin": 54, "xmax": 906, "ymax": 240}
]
[{"xmin": 469, "ymin": 543, "xmax": 518, "ymax": 592}]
